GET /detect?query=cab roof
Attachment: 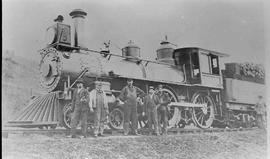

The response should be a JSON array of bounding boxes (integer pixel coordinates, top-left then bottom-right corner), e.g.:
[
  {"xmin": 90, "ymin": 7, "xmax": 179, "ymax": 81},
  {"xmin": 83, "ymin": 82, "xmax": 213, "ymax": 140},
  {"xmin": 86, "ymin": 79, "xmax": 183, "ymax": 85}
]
[{"xmin": 174, "ymin": 47, "xmax": 229, "ymax": 58}]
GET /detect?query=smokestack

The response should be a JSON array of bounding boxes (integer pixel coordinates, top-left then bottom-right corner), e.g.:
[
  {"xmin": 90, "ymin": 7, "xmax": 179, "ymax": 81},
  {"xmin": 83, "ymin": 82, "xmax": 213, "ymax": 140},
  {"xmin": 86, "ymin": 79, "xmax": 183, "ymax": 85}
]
[{"xmin": 69, "ymin": 9, "xmax": 87, "ymax": 48}]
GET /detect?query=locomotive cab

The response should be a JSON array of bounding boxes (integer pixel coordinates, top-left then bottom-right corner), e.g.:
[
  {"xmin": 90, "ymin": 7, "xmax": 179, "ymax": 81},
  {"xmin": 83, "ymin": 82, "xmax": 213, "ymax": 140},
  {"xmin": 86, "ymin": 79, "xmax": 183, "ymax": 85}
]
[{"xmin": 174, "ymin": 47, "xmax": 228, "ymax": 88}]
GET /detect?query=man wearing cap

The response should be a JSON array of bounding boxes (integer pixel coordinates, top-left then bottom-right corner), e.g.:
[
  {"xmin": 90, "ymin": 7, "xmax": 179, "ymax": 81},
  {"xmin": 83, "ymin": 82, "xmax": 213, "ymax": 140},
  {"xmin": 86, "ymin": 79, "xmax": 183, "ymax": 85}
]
[
  {"xmin": 143, "ymin": 86, "xmax": 160, "ymax": 135},
  {"xmin": 68, "ymin": 78, "xmax": 90, "ymax": 138},
  {"xmin": 254, "ymin": 95, "xmax": 266, "ymax": 130},
  {"xmin": 119, "ymin": 78, "xmax": 145, "ymax": 135},
  {"xmin": 54, "ymin": 15, "xmax": 64, "ymax": 23},
  {"xmin": 156, "ymin": 84, "xmax": 171, "ymax": 135},
  {"xmin": 89, "ymin": 81, "xmax": 109, "ymax": 137}
]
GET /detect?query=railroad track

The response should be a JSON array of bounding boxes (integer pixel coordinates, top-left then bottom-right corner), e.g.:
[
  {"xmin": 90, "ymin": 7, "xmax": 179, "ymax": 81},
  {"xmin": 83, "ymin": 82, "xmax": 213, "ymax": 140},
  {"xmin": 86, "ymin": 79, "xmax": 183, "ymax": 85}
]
[{"xmin": 2, "ymin": 127, "xmax": 259, "ymax": 138}]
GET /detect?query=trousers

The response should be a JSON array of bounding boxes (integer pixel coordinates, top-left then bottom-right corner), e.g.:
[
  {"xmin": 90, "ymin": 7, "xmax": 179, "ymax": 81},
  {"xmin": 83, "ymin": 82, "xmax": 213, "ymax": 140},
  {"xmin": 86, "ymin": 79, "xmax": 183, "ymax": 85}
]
[
  {"xmin": 70, "ymin": 107, "xmax": 88, "ymax": 136},
  {"xmin": 93, "ymin": 107, "xmax": 106, "ymax": 135},
  {"xmin": 256, "ymin": 114, "xmax": 265, "ymax": 129},
  {"xmin": 123, "ymin": 105, "xmax": 138, "ymax": 134},
  {"xmin": 158, "ymin": 105, "xmax": 168, "ymax": 133},
  {"xmin": 147, "ymin": 108, "xmax": 159, "ymax": 134}
]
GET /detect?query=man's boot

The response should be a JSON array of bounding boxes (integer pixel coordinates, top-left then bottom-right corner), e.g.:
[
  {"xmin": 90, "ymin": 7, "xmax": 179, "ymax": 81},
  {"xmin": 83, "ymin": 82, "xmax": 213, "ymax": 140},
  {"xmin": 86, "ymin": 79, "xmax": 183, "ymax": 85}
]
[
  {"xmin": 98, "ymin": 133, "xmax": 105, "ymax": 137},
  {"xmin": 123, "ymin": 122, "xmax": 129, "ymax": 136},
  {"xmin": 154, "ymin": 130, "xmax": 160, "ymax": 136},
  {"xmin": 163, "ymin": 129, "xmax": 168, "ymax": 135},
  {"xmin": 133, "ymin": 130, "xmax": 140, "ymax": 136}
]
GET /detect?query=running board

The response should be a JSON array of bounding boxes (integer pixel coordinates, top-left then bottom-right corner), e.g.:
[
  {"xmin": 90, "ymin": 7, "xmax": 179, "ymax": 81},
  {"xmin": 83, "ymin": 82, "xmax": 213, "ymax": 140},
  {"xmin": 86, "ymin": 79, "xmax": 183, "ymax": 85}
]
[{"xmin": 169, "ymin": 102, "xmax": 206, "ymax": 108}]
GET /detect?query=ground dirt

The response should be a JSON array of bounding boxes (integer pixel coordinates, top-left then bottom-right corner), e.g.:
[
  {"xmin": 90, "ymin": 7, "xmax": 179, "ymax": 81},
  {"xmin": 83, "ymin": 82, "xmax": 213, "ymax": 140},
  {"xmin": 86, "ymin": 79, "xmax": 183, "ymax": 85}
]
[{"xmin": 2, "ymin": 129, "xmax": 267, "ymax": 159}]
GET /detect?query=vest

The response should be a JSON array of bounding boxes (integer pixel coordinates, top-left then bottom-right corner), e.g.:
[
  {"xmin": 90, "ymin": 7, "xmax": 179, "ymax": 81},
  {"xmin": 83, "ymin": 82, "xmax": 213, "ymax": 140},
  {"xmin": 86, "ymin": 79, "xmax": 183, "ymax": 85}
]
[{"xmin": 125, "ymin": 86, "xmax": 137, "ymax": 106}]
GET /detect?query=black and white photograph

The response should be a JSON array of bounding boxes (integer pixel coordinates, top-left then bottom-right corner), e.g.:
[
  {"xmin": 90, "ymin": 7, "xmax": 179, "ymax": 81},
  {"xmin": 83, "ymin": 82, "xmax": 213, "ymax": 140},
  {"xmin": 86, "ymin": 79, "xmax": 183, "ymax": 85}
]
[{"xmin": 2, "ymin": 0, "xmax": 269, "ymax": 158}]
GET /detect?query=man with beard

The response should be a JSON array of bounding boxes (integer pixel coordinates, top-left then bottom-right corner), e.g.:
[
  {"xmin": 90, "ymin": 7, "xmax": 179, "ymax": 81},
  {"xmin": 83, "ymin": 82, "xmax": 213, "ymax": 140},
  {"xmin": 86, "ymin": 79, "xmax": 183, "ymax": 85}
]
[{"xmin": 67, "ymin": 78, "xmax": 90, "ymax": 138}]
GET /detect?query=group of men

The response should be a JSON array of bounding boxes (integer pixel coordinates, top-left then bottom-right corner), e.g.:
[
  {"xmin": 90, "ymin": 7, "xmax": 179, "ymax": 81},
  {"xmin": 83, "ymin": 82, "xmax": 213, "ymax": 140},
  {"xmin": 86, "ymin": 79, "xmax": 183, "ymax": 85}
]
[
  {"xmin": 118, "ymin": 78, "xmax": 171, "ymax": 136},
  {"xmin": 67, "ymin": 78, "xmax": 171, "ymax": 138},
  {"xmin": 67, "ymin": 78, "xmax": 109, "ymax": 138}
]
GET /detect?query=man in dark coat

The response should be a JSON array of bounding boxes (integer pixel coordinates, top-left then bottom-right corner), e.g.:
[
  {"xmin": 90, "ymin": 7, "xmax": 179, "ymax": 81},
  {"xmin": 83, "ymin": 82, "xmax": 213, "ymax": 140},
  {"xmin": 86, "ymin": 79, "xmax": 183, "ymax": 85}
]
[
  {"xmin": 68, "ymin": 78, "xmax": 90, "ymax": 138},
  {"xmin": 144, "ymin": 86, "xmax": 160, "ymax": 135},
  {"xmin": 119, "ymin": 78, "xmax": 145, "ymax": 135},
  {"xmin": 156, "ymin": 84, "xmax": 171, "ymax": 135}
]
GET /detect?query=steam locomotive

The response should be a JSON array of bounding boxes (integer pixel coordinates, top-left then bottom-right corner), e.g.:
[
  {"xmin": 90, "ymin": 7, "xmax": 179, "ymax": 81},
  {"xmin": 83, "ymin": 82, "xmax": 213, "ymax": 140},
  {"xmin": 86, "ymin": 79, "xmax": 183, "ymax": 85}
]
[{"xmin": 8, "ymin": 9, "xmax": 265, "ymax": 130}]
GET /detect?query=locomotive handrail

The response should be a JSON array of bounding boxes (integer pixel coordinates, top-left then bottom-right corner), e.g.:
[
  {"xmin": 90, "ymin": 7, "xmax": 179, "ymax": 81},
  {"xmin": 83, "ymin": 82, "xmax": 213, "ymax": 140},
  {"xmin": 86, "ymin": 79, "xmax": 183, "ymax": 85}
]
[
  {"xmin": 182, "ymin": 64, "xmax": 187, "ymax": 83},
  {"xmin": 69, "ymin": 67, "xmax": 89, "ymax": 88},
  {"xmin": 80, "ymin": 47, "xmax": 176, "ymax": 67}
]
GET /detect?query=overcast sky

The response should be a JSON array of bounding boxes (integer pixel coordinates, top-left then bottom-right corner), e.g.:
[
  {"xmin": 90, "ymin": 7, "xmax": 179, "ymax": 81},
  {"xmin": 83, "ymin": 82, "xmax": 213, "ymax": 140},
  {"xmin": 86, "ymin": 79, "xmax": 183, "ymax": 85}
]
[{"xmin": 3, "ymin": 0, "xmax": 267, "ymax": 66}]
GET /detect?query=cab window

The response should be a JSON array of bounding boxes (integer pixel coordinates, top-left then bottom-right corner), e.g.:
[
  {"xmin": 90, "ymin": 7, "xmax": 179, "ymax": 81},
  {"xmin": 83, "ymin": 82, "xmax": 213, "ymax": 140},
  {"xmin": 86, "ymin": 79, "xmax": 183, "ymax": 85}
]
[
  {"xmin": 200, "ymin": 54, "xmax": 210, "ymax": 74},
  {"xmin": 191, "ymin": 52, "xmax": 200, "ymax": 77},
  {"xmin": 210, "ymin": 55, "xmax": 219, "ymax": 75}
]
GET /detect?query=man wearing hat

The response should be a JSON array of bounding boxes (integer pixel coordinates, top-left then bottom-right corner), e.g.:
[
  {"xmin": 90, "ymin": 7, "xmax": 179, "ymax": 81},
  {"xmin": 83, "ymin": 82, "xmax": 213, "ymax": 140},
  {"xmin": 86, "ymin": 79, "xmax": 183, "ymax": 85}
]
[
  {"xmin": 54, "ymin": 15, "xmax": 64, "ymax": 23},
  {"xmin": 143, "ymin": 86, "xmax": 160, "ymax": 135},
  {"xmin": 156, "ymin": 84, "xmax": 171, "ymax": 135},
  {"xmin": 68, "ymin": 78, "xmax": 90, "ymax": 138},
  {"xmin": 89, "ymin": 81, "xmax": 109, "ymax": 137},
  {"xmin": 119, "ymin": 78, "xmax": 145, "ymax": 135}
]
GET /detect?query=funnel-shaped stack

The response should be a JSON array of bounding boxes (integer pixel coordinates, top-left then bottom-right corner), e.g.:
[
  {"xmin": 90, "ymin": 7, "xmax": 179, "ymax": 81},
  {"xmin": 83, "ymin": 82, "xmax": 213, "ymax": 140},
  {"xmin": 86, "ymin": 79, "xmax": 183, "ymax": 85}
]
[{"xmin": 69, "ymin": 9, "xmax": 87, "ymax": 48}]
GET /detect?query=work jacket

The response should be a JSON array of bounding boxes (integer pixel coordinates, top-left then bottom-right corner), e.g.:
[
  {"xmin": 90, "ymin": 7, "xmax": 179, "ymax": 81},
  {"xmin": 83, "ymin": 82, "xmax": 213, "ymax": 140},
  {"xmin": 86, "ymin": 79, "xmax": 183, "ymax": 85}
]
[{"xmin": 71, "ymin": 88, "xmax": 90, "ymax": 111}]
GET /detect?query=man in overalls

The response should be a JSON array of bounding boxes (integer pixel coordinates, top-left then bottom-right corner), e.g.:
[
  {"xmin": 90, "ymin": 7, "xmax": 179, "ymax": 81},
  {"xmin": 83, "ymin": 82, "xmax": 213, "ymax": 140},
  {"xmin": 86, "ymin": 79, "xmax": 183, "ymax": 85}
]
[
  {"xmin": 119, "ymin": 78, "xmax": 145, "ymax": 135},
  {"xmin": 89, "ymin": 81, "xmax": 109, "ymax": 137},
  {"xmin": 68, "ymin": 78, "xmax": 90, "ymax": 138}
]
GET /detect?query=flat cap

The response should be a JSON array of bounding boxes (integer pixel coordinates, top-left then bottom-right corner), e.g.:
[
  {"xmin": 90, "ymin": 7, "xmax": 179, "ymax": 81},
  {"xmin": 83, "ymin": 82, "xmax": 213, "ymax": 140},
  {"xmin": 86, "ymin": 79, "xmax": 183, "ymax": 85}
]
[
  {"xmin": 76, "ymin": 78, "xmax": 84, "ymax": 84},
  {"xmin": 149, "ymin": 86, "xmax": 154, "ymax": 90}
]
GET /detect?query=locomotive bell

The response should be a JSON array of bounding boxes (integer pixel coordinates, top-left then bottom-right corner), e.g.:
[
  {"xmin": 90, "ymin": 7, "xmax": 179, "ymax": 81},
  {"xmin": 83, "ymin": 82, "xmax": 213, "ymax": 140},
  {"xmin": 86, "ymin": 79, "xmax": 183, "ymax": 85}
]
[
  {"xmin": 156, "ymin": 37, "xmax": 175, "ymax": 65},
  {"xmin": 69, "ymin": 9, "xmax": 87, "ymax": 48},
  {"xmin": 122, "ymin": 40, "xmax": 141, "ymax": 60}
]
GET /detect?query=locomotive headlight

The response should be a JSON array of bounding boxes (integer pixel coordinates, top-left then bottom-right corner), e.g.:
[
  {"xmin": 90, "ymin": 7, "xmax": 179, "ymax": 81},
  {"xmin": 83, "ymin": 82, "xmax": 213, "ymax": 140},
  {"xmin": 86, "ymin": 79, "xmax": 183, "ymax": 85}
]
[{"xmin": 45, "ymin": 27, "xmax": 57, "ymax": 45}]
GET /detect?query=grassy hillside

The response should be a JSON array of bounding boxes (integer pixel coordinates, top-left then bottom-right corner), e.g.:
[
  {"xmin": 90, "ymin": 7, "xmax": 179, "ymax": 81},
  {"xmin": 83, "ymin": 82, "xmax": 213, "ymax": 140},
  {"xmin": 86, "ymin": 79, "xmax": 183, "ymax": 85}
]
[{"xmin": 2, "ymin": 52, "xmax": 44, "ymax": 123}]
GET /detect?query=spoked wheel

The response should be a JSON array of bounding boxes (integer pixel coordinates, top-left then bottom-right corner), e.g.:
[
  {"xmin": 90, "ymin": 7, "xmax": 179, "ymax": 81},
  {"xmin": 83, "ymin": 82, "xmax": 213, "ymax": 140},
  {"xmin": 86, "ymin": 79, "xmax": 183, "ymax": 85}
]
[
  {"xmin": 109, "ymin": 108, "xmax": 124, "ymax": 130},
  {"xmin": 63, "ymin": 102, "xmax": 72, "ymax": 129},
  {"xmin": 161, "ymin": 88, "xmax": 179, "ymax": 128},
  {"xmin": 192, "ymin": 93, "xmax": 215, "ymax": 129}
]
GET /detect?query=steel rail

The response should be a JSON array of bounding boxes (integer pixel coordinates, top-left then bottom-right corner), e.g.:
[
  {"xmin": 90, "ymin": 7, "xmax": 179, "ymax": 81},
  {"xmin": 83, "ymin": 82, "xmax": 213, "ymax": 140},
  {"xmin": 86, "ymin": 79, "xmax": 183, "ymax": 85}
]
[{"xmin": 2, "ymin": 127, "xmax": 259, "ymax": 138}]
